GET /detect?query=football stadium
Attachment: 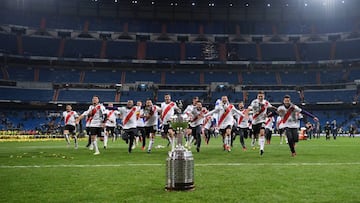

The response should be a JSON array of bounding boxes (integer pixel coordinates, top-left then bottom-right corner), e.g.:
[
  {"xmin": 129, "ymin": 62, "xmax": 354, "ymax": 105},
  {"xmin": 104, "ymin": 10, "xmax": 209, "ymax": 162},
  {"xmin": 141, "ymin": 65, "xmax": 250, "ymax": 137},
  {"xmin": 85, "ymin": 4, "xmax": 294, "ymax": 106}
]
[{"xmin": 0, "ymin": 0, "xmax": 359, "ymax": 202}]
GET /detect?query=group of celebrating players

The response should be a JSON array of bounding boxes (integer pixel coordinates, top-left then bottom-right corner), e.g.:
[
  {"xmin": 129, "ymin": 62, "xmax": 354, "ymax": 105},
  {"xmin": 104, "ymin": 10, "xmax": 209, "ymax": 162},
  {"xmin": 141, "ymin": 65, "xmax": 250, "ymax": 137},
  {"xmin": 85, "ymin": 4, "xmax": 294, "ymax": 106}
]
[{"xmin": 61, "ymin": 91, "xmax": 318, "ymax": 157}]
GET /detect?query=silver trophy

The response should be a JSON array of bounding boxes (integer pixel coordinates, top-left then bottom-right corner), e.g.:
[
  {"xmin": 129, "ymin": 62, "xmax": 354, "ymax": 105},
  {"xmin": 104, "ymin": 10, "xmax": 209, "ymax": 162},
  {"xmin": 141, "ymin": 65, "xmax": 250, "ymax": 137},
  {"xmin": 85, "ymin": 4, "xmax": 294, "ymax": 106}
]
[{"xmin": 165, "ymin": 113, "xmax": 195, "ymax": 191}]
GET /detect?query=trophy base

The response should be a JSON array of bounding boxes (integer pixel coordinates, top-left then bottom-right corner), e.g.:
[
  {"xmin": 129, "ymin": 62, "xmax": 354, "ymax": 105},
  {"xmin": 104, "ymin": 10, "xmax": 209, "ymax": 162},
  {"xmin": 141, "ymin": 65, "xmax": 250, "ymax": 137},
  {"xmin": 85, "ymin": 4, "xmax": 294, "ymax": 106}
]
[{"xmin": 165, "ymin": 182, "xmax": 195, "ymax": 191}]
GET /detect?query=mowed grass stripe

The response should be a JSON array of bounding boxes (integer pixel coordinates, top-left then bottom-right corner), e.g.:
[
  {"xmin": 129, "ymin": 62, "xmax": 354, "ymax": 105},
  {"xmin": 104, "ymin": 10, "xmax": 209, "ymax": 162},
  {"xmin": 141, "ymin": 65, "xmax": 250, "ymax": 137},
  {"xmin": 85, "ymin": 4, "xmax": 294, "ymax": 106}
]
[{"xmin": 2, "ymin": 161, "xmax": 360, "ymax": 168}]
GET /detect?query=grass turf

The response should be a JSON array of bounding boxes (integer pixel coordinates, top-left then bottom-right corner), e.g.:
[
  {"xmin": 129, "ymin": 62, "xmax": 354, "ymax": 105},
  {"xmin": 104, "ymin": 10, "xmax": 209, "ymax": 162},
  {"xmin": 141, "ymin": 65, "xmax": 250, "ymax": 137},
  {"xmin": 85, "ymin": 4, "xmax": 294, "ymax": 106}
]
[{"xmin": 0, "ymin": 136, "xmax": 359, "ymax": 203}]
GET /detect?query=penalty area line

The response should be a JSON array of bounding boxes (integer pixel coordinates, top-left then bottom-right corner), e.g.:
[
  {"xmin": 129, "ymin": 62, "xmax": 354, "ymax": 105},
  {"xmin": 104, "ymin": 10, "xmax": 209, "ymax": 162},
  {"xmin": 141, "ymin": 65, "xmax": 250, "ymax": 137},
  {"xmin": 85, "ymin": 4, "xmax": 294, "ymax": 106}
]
[{"xmin": 1, "ymin": 162, "xmax": 360, "ymax": 168}]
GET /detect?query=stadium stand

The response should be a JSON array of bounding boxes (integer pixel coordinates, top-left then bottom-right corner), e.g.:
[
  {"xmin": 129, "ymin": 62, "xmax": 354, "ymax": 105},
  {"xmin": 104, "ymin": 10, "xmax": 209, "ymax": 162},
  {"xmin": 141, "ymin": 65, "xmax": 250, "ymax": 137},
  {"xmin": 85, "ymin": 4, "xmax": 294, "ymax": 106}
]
[{"xmin": 22, "ymin": 36, "xmax": 60, "ymax": 57}]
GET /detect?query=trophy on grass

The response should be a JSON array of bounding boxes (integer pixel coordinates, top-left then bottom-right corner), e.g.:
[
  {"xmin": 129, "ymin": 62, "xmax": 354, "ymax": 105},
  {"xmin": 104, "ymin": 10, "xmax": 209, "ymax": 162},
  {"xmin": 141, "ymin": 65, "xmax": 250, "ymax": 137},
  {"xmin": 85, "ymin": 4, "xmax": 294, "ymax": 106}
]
[{"xmin": 165, "ymin": 109, "xmax": 195, "ymax": 191}]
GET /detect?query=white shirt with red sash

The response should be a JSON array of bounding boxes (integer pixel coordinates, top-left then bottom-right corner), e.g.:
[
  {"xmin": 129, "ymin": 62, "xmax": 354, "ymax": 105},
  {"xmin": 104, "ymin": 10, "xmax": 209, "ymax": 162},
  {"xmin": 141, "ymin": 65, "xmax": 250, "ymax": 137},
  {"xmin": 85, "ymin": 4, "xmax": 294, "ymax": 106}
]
[
  {"xmin": 236, "ymin": 109, "xmax": 249, "ymax": 128},
  {"xmin": 85, "ymin": 104, "xmax": 106, "ymax": 128},
  {"xmin": 118, "ymin": 106, "xmax": 138, "ymax": 129},
  {"xmin": 189, "ymin": 107, "xmax": 207, "ymax": 127},
  {"xmin": 143, "ymin": 105, "xmax": 161, "ymax": 127},
  {"xmin": 277, "ymin": 104, "xmax": 302, "ymax": 129},
  {"xmin": 184, "ymin": 104, "xmax": 196, "ymax": 118},
  {"xmin": 80, "ymin": 110, "xmax": 91, "ymax": 128},
  {"xmin": 203, "ymin": 115, "xmax": 213, "ymax": 130},
  {"xmin": 249, "ymin": 99, "xmax": 273, "ymax": 125},
  {"xmin": 205, "ymin": 103, "xmax": 244, "ymax": 129},
  {"xmin": 265, "ymin": 116, "xmax": 274, "ymax": 130},
  {"xmin": 63, "ymin": 111, "xmax": 79, "ymax": 127},
  {"xmin": 160, "ymin": 101, "xmax": 180, "ymax": 125},
  {"xmin": 276, "ymin": 116, "xmax": 284, "ymax": 130},
  {"xmin": 105, "ymin": 109, "xmax": 120, "ymax": 127},
  {"xmin": 136, "ymin": 107, "xmax": 145, "ymax": 128}
]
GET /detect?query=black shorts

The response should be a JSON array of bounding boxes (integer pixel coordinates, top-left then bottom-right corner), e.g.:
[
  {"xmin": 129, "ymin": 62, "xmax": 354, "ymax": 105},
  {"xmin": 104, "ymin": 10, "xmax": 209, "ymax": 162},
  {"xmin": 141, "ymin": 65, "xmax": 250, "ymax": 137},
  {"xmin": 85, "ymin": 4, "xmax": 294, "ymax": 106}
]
[
  {"xmin": 219, "ymin": 125, "xmax": 232, "ymax": 136},
  {"xmin": 278, "ymin": 128, "xmax": 284, "ymax": 135},
  {"xmin": 123, "ymin": 128, "xmax": 137, "ymax": 140},
  {"xmin": 86, "ymin": 127, "xmax": 90, "ymax": 135},
  {"xmin": 105, "ymin": 126, "xmax": 115, "ymax": 135},
  {"xmin": 137, "ymin": 127, "xmax": 145, "ymax": 137},
  {"xmin": 64, "ymin": 125, "xmax": 76, "ymax": 134},
  {"xmin": 161, "ymin": 124, "xmax": 172, "ymax": 136},
  {"xmin": 144, "ymin": 126, "xmax": 157, "ymax": 136},
  {"xmin": 252, "ymin": 123, "xmax": 265, "ymax": 136},
  {"xmin": 89, "ymin": 127, "xmax": 103, "ymax": 137}
]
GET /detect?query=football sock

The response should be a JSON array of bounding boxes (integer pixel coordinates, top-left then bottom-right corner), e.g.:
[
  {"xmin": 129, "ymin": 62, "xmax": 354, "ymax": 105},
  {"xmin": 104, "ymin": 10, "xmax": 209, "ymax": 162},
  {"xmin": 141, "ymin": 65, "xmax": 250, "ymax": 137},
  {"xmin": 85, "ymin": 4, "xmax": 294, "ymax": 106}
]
[
  {"xmin": 93, "ymin": 139, "xmax": 99, "ymax": 153},
  {"xmin": 74, "ymin": 135, "xmax": 78, "ymax": 148},
  {"xmin": 148, "ymin": 137, "xmax": 154, "ymax": 151},
  {"xmin": 65, "ymin": 134, "xmax": 70, "ymax": 144},
  {"xmin": 104, "ymin": 135, "xmax": 108, "ymax": 148},
  {"xmin": 259, "ymin": 136, "xmax": 265, "ymax": 151}
]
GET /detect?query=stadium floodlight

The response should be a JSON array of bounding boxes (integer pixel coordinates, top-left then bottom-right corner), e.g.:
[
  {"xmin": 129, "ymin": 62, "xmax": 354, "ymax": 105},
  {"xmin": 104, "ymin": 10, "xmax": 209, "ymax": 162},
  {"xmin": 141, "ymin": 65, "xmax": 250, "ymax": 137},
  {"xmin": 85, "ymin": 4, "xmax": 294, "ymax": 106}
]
[
  {"xmin": 267, "ymin": 3, "xmax": 271, "ymax": 7},
  {"xmin": 191, "ymin": 2, "xmax": 195, "ymax": 6}
]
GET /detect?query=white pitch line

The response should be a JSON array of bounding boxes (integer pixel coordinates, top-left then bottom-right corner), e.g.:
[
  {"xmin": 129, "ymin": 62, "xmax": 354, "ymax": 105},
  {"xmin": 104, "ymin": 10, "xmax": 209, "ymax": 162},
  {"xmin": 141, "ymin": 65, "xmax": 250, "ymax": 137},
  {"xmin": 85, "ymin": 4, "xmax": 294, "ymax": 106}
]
[{"xmin": 1, "ymin": 162, "xmax": 360, "ymax": 168}]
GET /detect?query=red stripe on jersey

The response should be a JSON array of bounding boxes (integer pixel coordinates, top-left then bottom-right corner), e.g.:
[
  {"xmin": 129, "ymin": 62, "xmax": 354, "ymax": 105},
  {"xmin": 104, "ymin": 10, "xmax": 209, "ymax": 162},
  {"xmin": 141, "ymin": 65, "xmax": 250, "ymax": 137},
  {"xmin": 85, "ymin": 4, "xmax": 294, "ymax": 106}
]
[
  {"xmin": 218, "ymin": 104, "xmax": 233, "ymax": 127},
  {"xmin": 65, "ymin": 111, "xmax": 74, "ymax": 125},
  {"xmin": 281, "ymin": 106, "xmax": 295, "ymax": 124},
  {"xmin": 123, "ymin": 107, "xmax": 137, "ymax": 125},
  {"xmin": 253, "ymin": 102, "xmax": 268, "ymax": 120},
  {"xmin": 107, "ymin": 110, "xmax": 115, "ymax": 119},
  {"xmin": 161, "ymin": 102, "xmax": 175, "ymax": 120}
]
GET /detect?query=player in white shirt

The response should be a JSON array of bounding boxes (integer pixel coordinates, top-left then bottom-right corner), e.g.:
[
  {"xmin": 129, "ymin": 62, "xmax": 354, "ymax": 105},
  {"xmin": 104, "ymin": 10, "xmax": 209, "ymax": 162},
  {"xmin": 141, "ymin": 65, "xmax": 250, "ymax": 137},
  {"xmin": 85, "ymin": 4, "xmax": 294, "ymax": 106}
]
[
  {"xmin": 276, "ymin": 116, "xmax": 286, "ymax": 144},
  {"xmin": 62, "ymin": 105, "xmax": 79, "ymax": 149},
  {"xmin": 76, "ymin": 95, "xmax": 107, "ymax": 155},
  {"xmin": 183, "ymin": 97, "xmax": 199, "ymax": 149},
  {"xmin": 160, "ymin": 94, "xmax": 181, "ymax": 151},
  {"xmin": 202, "ymin": 111, "xmax": 214, "ymax": 145},
  {"xmin": 277, "ymin": 95, "xmax": 318, "ymax": 156},
  {"xmin": 135, "ymin": 101, "xmax": 146, "ymax": 150},
  {"xmin": 104, "ymin": 103, "xmax": 120, "ymax": 149},
  {"xmin": 205, "ymin": 96, "xmax": 245, "ymax": 152},
  {"xmin": 143, "ymin": 99, "xmax": 161, "ymax": 153},
  {"xmin": 234, "ymin": 101, "xmax": 249, "ymax": 151},
  {"xmin": 118, "ymin": 100, "xmax": 138, "ymax": 153},
  {"xmin": 248, "ymin": 91, "xmax": 275, "ymax": 156},
  {"xmin": 188, "ymin": 101, "xmax": 207, "ymax": 152},
  {"xmin": 264, "ymin": 115, "xmax": 275, "ymax": 145}
]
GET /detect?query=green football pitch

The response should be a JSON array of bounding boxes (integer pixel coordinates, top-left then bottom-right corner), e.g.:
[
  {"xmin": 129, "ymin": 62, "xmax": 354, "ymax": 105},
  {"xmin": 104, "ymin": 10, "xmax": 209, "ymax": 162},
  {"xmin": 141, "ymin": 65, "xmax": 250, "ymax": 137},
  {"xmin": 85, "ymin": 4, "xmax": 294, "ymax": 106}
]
[{"xmin": 0, "ymin": 136, "xmax": 359, "ymax": 203}]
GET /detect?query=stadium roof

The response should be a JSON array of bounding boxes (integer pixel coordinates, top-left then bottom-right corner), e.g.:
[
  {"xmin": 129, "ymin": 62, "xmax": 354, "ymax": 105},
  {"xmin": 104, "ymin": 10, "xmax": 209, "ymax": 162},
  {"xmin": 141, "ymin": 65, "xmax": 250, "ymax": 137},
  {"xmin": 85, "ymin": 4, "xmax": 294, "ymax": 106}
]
[{"xmin": 1, "ymin": 0, "xmax": 360, "ymax": 21}]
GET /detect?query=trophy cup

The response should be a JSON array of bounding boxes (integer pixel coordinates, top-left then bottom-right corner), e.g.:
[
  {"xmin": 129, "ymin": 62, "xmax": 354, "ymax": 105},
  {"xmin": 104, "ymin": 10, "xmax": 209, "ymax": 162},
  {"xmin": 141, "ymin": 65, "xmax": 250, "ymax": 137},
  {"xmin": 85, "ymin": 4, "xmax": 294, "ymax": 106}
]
[{"xmin": 165, "ymin": 114, "xmax": 195, "ymax": 191}]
